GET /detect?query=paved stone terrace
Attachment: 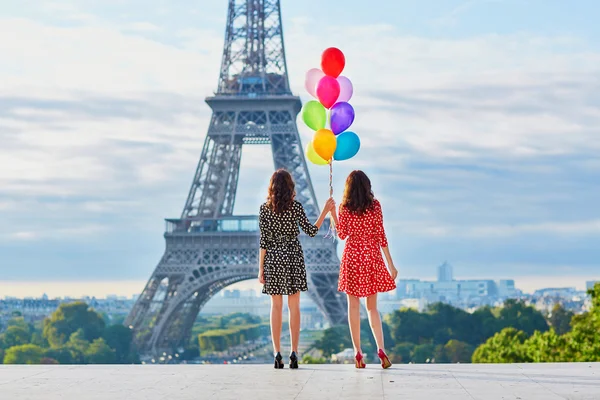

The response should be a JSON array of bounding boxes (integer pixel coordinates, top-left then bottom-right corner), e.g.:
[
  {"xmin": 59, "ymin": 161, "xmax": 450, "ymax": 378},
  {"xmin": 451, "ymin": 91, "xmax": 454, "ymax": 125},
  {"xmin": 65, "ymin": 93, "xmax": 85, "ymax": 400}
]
[{"xmin": 1, "ymin": 363, "xmax": 599, "ymax": 399}]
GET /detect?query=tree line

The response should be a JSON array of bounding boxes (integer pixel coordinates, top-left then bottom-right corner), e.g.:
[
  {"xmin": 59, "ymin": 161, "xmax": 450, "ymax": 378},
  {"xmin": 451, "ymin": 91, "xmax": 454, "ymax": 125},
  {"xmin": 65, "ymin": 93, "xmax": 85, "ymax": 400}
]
[
  {"xmin": 473, "ymin": 283, "xmax": 600, "ymax": 363},
  {"xmin": 3, "ymin": 284, "xmax": 597, "ymax": 364},
  {"xmin": 193, "ymin": 313, "xmax": 270, "ymax": 353},
  {"xmin": 312, "ymin": 285, "xmax": 596, "ymax": 364},
  {"xmin": 0, "ymin": 302, "xmax": 138, "ymax": 364}
]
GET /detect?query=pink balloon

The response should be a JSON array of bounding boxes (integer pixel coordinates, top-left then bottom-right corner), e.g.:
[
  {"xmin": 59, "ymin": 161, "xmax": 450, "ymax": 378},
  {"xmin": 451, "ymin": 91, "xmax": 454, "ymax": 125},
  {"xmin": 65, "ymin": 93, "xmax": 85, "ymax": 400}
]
[
  {"xmin": 305, "ymin": 68, "xmax": 325, "ymax": 98},
  {"xmin": 337, "ymin": 76, "xmax": 354, "ymax": 103},
  {"xmin": 316, "ymin": 76, "xmax": 340, "ymax": 109}
]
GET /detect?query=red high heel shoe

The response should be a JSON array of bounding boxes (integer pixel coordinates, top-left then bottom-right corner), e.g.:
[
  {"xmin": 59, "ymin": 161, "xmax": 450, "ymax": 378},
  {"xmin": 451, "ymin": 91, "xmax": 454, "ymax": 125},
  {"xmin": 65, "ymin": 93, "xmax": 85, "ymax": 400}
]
[
  {"xmin": 378, "ymin": 349, "xmax": 392, "ymax": 369},
  {"xmin": 355, "ymin": 352, "xmax": 366, "ymax": 369}
]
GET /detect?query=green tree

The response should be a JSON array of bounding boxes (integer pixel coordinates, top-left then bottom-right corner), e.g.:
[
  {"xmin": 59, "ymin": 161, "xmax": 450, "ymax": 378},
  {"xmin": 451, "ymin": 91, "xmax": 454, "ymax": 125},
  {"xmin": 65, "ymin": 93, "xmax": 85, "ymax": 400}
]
[
  {"xmin": 472, "ymin": 328, "xmax": 530, "ymax": 363},
  {"xmin": 311, "ymin": 320, "xmax": 391, "ymax": 359},
  {"xmin": 411, "ymin": 344, "xmax": 436, "ymax": 363},
  {"xmin": 301, "ymin": 355, "xmax": 326, "ymax": 364},
  {"xmin": 65, "ymin": 329, "xmax": 90, "ymax": 363},
  {"xmin": 443, "ymin": 340, "xmax": 473, "ymax": 363},
  {"xmin": 1, "ymin": 326, "xmax": 31, "ymax": 348},
  {"xmin": 44, "ymin": 347, "xmax": 76, "ymax": 364},
  {"xmin": 390, "ymin": 342, "xmax": 414, "ymax": 364},
  {"xmin": 198, "ymin": 324, "xmax": 267, "ymax": 352},
  {"xmin": 30, "ymin": 332, "xmax": 48, "ymax": 347},
  {"xmin": 433, "ymin": 344, "xmax": 449, "ymax": 363},
  {"xmin": 43, "ymin": 302, "xmax": 105, "ymax": 347},
  {"xmin": 561, "ymin": 283, "xmax": 600, "ymax": 361},
  {"xmin": 524, "ymin": 329, "xmax": 567, "ymax": 362},
  {"xmin": 85, "ymin": 338, "xmax": 117, "ymax": 364},
  {"xmin": 386, "ymin": 308, "xmax": 433, "ymax": 345},
  {"xmin": 313, "ymin": 325, "xmax": 352, "ymax": 357},
  {"xmin": 222, "ymin": 313, "xmax": 262, "ymax": 326},
  {"xmin": 497, "ymin": 300, "xmax": 548, "ymax": 336},
  {"xmin": 7, "ymin": 316, "xmax": 30, "ymax": 331},
  {"xmin": 548, "ymin": 304, "xmax": 574, "ymax": 335},
  {"xmin": 471, "ymin": 306, "xmax": 501, "ymax": 343},
  {"xmin": 102, "ymin": 325, "xmax": 138, "ymax": 363},
  {"xmin": 3, "ymin": 344, "xmax": 45, "ymax": 364},
  {"xmin": 110, "ymin": 315, "xmax": 126, "ymax": 326},
  {"xmin": 180, "ymin": 347, "xmax": 200, "ymax": 361},
  {"xmin": 428, "ymin": 303, "xmax": 474, "ymax": 344}
]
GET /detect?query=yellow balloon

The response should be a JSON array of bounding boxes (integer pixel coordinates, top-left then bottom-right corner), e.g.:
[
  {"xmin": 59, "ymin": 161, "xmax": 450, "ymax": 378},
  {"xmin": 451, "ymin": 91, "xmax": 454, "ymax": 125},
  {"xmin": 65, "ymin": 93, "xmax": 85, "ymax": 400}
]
[
  {"xmin": 306, "ymin": 142, "xmax": 328, "ymax": 166},
  {"xmin": 312, "ymin": 129, "xmax": 337, "ymax": 161}
]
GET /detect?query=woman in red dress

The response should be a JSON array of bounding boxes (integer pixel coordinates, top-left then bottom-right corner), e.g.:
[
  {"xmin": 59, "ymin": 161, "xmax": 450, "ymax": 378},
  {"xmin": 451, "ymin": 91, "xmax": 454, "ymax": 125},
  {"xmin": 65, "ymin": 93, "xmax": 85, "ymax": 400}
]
[{"xmin": 330, "ymin": 170, "xmax": 398, "ymax": 369}]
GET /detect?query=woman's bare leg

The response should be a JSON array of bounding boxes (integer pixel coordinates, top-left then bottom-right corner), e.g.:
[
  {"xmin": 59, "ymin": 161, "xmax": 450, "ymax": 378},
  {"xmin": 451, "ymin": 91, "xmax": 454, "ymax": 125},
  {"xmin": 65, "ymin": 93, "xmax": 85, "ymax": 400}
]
[
  {"xmin": 287, "ymin": 292, "xmax": 301, "ymax": 353},
  {"xmin": 366, "ymin": 293, "xmax": 385, "ymax": 350},
  {"xmin": 270, "ymin": 295, "xmax": 283, "ymax": 353},
  {"xmin": 347, "ymin": 294, "xmax": 362, "ymax": 353}
]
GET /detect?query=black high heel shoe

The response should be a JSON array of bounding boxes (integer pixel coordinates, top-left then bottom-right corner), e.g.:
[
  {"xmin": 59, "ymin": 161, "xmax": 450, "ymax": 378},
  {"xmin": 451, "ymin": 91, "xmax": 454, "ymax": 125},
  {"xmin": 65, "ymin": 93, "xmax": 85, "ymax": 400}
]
[
  {"xmin": 289, "ymin": 351, "xmax": 299, "ymax": 369},
  {"xmin": 274, "ymin": 352, "xmax": 284, "ymax": 369}
]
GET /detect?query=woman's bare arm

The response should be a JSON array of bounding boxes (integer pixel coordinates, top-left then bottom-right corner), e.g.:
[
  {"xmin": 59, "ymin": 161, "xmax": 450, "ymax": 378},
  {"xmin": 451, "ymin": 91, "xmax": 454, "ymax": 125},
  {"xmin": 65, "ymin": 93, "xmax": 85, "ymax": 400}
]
[
  {"xmin": 381, "ymin": 246, "xmax": 398, "ymax": 279},
  {"xmin": 258, "ymin": 248, "xmax": 266, "ymax": 284}
]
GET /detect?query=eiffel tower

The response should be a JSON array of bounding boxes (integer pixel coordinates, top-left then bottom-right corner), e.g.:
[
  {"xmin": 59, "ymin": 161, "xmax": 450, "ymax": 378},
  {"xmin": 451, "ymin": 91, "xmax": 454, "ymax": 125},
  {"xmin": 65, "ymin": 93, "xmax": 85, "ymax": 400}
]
[{"xmin": 125, "ymin": 0, "xmax": 347, "ymax": 355}]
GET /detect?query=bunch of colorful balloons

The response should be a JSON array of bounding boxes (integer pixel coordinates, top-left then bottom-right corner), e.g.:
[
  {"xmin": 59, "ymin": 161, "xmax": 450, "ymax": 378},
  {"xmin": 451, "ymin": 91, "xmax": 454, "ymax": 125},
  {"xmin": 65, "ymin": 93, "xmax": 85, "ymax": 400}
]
[{"xmin": 302, "ymin": 48, "xmax": 360, "ymax": 166}]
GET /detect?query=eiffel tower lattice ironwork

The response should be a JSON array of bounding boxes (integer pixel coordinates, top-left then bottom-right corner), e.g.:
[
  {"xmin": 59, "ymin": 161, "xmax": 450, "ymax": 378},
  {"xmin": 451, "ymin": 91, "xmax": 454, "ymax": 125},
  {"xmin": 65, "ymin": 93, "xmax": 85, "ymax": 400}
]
[{"xmin": 125, "ymin": 0, "xmax": 347, "ymax": 355}]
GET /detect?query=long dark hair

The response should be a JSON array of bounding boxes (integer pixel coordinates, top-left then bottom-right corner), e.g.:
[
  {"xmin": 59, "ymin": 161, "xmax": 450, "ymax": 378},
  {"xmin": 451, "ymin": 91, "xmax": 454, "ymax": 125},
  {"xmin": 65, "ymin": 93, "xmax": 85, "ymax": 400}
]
[
  {"xmin": 267, "ymin": 169, "xmax": 296, "ymax": 214},
  {"xmin": 341, "ymin": 170, "xmax": 375, "ymax": 214}
]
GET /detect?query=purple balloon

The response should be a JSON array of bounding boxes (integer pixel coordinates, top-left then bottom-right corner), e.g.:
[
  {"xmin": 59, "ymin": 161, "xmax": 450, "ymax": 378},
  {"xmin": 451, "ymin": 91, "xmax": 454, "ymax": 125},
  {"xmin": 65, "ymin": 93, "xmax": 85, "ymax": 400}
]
[
  {"xmin": 330, "ymin": 102, "xmax": 355, "ymax": 135},
  {"xmin": 337, "ymin": 76, "xmax": 353, "ymax": 103}
]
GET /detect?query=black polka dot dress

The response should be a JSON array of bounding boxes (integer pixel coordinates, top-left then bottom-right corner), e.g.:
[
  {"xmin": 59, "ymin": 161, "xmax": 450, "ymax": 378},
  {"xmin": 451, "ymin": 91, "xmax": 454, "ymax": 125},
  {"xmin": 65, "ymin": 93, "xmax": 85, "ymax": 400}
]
[{"xmin": 259, "ymin": 200, "xmax": 319, "ymax": 296}]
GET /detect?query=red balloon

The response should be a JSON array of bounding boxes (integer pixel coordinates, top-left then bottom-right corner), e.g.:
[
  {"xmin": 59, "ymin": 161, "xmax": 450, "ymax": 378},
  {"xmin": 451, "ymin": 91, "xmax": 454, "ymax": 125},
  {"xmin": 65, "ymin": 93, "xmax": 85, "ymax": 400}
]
[
  {"xmin": 321, "ymin": 47, "xmax": 345, "ymax": 78},
  {"xmin": 316, "ymin": 76, "xmax": 340, "ymax": 109}
]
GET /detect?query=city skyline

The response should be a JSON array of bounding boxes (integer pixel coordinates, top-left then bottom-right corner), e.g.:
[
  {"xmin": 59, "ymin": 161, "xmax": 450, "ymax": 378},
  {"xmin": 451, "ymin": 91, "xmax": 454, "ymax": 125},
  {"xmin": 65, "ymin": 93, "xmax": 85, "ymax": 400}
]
[
  {"xmin": 1, "ymin": 272, "xmax": 597, "ymax": 299},
  {"xmin": 1, "ymin": 0, "xmax": 599, "ymax": 290}
]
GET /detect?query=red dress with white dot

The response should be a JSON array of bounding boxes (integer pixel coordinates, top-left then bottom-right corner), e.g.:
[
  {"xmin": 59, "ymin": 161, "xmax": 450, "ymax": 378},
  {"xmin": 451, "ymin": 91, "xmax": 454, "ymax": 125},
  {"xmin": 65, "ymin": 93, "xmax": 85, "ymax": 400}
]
[{"xmin": 337, "ymin": 199, "xmax": 396, "ymax": 298}]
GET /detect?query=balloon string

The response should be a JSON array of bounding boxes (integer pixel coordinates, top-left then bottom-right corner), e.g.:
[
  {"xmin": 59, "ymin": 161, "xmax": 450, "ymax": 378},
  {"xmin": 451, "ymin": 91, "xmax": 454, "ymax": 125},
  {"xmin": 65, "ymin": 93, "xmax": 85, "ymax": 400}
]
[
  {"xmin": 329, "ymin": 160, "xmax": 333, "ymax": 198},
  {"xmin": 325, "ymin": 160, "xmax": 336, "ymax": 240}
]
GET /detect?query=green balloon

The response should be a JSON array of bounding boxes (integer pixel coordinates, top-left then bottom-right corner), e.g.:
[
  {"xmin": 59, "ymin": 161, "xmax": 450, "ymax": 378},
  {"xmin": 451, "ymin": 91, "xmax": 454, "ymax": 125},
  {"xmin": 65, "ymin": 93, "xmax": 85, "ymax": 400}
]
[{"xmin": 301, "ymin": 100, "xmax": 326, "ymax": 131}]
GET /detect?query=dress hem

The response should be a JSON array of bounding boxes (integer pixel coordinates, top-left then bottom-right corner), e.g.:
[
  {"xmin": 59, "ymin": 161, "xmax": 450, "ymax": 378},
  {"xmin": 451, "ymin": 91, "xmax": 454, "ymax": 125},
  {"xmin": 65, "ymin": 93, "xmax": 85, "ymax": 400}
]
[
  {"xmin": 338, "ymin": 285, "xmax": 396, "ymax": 298},
  {"xmin": 262, "ymin": 287, "xmax": 308, "ymax": 296}
]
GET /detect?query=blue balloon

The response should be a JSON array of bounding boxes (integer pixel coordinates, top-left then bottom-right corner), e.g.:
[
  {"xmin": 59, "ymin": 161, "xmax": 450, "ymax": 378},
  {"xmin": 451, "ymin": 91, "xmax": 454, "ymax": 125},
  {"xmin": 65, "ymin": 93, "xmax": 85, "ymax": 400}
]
[{"xmin": 334, "ymin": 131, "xmax": 360, "ymax": 161}]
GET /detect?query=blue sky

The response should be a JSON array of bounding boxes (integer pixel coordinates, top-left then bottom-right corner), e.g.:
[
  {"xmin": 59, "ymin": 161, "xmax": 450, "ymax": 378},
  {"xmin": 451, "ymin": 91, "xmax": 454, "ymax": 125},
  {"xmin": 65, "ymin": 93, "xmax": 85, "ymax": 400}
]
[{"xmin": 0, "ymin": 0, "xmax": 598, "ymax": 296}]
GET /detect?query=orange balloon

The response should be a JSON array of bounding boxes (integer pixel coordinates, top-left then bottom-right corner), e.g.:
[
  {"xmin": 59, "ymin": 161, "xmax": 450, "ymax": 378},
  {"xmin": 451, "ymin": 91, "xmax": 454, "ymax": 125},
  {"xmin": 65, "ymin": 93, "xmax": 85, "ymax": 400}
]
[{"xmin": 312, "ymin": 129, "xmax": 337, "ymax": 161}]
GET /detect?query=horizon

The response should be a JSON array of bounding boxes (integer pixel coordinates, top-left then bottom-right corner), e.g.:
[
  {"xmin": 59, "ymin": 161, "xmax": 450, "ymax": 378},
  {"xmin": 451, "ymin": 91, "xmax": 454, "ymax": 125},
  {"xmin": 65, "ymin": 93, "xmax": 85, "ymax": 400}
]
[{"xmin": 1, "ymin": 275, "xmax": 597, "ymax": 299}]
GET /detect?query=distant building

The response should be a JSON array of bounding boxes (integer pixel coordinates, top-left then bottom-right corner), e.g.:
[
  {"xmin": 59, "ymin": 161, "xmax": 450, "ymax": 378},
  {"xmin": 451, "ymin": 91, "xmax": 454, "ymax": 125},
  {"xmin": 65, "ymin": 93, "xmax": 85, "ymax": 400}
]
[
  {"xmin": 395, "ymin": 279, "xmax": 421, "ymax": 299},
  {"xmin": 223, "ymin": 290, "xmax": 241, "ymax": 299},
  {"xmin": 401, "ymin": 279, "xmax": 498, "ymax": 300},
  {"xmin": 533, "ymin": 287, "xmax": 577, "ymax": 298},
  {"xmin": 437, "ymin": 262, "xmax": 453, "ymax": 282},
  {"xmin": 379, "ymin": 298, "xmax": 427, "ymax": 314},
  {"xmin": 395, "ymin": 263, "xmax": 517, "ymax": 307},
  {"xmin": 497, "ymin": 280, "xmax": 516, "ymax": 298},
  {"xmin": 0, "ymin": 295, "xmax": 136, "ymax": 328}
]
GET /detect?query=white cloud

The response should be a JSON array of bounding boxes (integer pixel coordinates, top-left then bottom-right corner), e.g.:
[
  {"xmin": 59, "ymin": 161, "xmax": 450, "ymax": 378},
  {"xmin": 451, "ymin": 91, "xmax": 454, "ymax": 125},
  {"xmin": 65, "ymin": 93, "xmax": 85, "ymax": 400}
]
[
  {"xmin": 10, "ymin": 231, "xmax": 39, "ymax": 240},
  {"xmin": 5, "ymin": 225, "xmax": 109, "ymax": 241},
  {"xmin": 401, "ymin": 220, "xmax": 600, "ymax": 238},
  {"xmin": 0, "ymin": 18, "xmax": 221, "ymax": 94}
]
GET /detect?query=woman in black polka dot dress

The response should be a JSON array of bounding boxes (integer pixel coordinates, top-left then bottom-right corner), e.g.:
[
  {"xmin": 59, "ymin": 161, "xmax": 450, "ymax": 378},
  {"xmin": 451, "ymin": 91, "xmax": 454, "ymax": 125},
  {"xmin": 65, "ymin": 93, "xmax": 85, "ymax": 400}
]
[{"xmin": 258, "ymin": 169, "xmax": 334, "ymax": 369}]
